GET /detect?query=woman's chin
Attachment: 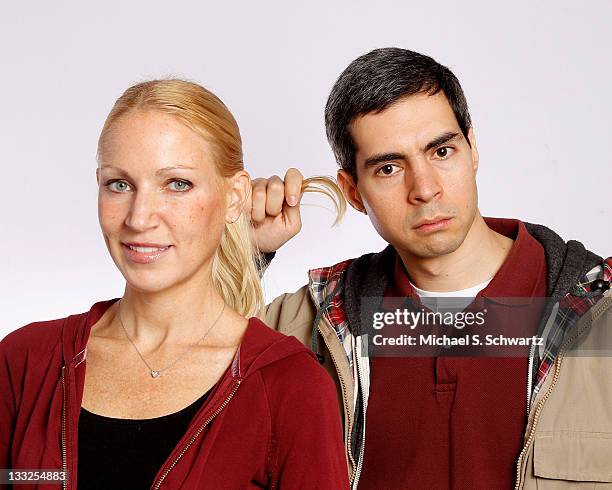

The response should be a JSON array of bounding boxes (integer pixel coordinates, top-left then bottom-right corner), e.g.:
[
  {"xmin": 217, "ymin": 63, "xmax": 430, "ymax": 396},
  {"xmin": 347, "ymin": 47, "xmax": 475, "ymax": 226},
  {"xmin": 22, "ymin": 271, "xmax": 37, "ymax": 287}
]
[
  {"xmin": 121, "ymin": 272, "xmax": 181, "ymax": 295},
  {"xmin": 112, "ymin": 256, "xmax": 213, "ymax": 295}
]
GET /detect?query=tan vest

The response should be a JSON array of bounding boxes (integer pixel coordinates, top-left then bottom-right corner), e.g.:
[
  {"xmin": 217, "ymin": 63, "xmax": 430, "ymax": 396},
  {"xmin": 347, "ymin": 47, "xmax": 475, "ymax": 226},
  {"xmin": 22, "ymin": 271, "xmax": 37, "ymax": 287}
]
[
  {"xmin": 266, "ymin": 287, "xmax": 612, "ymax": 488},
  {"xmin": 516, "ymin": 289, "xmax": 612, "ymax": 489}
]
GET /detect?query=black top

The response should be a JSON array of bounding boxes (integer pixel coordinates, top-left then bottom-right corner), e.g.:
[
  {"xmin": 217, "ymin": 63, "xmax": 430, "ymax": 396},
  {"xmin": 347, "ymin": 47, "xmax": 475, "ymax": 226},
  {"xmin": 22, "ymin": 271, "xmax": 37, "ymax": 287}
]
[{"xmin": 77, "ymin": 388, "xmax": 211, "ymax": 490}]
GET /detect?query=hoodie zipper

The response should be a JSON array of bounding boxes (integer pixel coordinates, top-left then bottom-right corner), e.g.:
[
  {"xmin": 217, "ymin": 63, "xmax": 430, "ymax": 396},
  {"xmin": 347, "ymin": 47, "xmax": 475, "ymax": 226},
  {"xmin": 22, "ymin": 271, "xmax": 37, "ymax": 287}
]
[
  {"xmin": 317, "ymin": 321, "xmax": 357, "ymax": 482},
  {"xmin": 513, "ymin": 313, "xmax": 593, "ymax": 489},
  {"xmin": 151, "ymin": 379, "xmax": 241, "ymax": 489},
  {"xmin": 61, "ymin": 366, "xmax": 68, "ymax": 490}
]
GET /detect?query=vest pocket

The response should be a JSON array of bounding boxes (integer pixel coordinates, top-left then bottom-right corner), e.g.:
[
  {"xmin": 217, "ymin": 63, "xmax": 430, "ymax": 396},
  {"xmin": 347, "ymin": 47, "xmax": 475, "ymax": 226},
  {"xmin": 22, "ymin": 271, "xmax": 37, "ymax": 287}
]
[{"xmin": 533, "ymin": 431, "xmax": 612, "ymax": 484}]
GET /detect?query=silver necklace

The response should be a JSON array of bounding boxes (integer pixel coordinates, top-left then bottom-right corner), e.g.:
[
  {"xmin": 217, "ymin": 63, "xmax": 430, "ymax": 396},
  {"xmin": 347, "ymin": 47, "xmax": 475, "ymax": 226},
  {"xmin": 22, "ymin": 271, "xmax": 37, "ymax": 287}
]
[{"xmin": 117, "ymin": 299, "xmax": 226, "ymax": 378}]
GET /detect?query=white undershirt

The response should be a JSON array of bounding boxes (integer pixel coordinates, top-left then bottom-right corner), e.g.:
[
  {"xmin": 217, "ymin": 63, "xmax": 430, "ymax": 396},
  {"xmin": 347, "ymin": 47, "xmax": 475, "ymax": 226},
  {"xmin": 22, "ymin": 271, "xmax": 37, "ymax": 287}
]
[
  {"xmin": 409, "ymin": 278, "xmax": 493, "ymax": 311},
  {"xmin": 410, "ymin": 279, "xmax": 492, "ymax": 298}
]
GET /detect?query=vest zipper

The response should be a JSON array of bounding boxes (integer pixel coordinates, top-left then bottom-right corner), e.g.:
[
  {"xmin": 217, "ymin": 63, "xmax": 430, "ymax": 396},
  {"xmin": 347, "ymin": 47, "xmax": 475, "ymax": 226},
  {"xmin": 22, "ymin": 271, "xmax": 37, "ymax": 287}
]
[
  {"xmin": 318, "ymin": 320, "xmax": 357, "ymax": 482},
  {"xmin": 151, "ymin": 379, "xmax": 241, "ymax": 489},
  {"xmin": 307, "ymin": 279, "xmax": 357, "ymax": 483},
  {"xmin": 513, "ymin": 314, "xmax": 593, "ymax": 489},
  {"xmin": 526, "ymin": 342, "xmax": 535, "ymax": 413}
]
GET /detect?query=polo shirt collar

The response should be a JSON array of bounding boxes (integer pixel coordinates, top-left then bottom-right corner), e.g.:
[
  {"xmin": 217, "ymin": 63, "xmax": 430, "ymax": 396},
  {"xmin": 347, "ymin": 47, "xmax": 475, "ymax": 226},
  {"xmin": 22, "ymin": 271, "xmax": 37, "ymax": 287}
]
[{"xmin": 391, "ymin": 217, "xmax": 547, "ymax": 305}]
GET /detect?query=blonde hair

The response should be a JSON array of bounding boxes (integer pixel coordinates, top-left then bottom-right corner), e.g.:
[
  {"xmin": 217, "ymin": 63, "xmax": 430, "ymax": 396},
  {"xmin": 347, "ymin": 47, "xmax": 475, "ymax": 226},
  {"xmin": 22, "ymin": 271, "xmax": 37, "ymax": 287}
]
[{"xmin": 97, "ymin": 78, "xmax": 345, "ymax": 318}]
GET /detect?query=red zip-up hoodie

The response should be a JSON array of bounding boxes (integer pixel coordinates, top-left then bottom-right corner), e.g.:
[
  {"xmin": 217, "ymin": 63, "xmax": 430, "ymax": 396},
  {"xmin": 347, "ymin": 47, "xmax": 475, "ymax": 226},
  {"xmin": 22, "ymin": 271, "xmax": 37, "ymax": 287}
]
[{"xmin": 0, "ymin": 299, "xmax": 349, "ymax": 489}]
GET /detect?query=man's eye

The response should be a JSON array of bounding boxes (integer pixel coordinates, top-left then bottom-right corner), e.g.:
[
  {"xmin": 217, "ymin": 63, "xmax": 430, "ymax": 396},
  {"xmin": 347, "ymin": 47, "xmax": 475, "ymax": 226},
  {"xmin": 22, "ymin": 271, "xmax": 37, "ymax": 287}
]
[
  {"xmin": 434, "ymin": 146, "xmax": 454, "ymax": 159},
  {"xmin": 167, "ymin": 180, "xmax": 192, "ymax": 192},
  {"xmin": 106, "ymin": 180, "xmax": 131, "ymax": 192},
  {"xmin": 376, "ymin": 164, "xmax": 400, "ymax": 176}
]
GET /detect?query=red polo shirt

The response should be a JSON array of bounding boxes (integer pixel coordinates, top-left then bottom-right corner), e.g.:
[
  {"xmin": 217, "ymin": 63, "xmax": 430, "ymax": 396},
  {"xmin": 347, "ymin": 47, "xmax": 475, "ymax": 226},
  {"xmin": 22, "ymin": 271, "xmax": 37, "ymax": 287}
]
[{"xmin": 359, "ymin": 218, "xmax": 547, "ymax": 489}]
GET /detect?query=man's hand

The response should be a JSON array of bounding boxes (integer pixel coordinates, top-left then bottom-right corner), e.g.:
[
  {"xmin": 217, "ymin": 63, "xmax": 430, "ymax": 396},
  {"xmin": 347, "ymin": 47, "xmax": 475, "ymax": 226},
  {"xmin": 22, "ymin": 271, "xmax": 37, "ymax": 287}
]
[{"xmin": 247, "ymin": 168, "xmax": 304, "ymax": 253}]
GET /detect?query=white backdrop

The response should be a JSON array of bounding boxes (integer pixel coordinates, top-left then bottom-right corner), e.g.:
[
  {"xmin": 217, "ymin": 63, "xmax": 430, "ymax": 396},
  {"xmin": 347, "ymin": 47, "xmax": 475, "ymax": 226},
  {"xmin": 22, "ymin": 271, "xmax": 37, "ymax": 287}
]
[{"xmin": 1, "ymin": 0, "xmax": 610, "ymax": 338}]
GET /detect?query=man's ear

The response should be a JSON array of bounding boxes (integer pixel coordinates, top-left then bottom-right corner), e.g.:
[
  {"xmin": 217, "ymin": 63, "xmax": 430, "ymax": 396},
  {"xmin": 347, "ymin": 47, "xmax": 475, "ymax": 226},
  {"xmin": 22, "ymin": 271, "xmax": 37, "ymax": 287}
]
[
  {"xmin": 337, "ymin": 169, "xmax": 367, "ymax": 214},
  {"xmin": 467, "ymin": 127, "xmax": 479, "ymax": 174},
  {"xmin": 226, "ymin": 170, "xmax": 250, "ymax": 223},
  {"xmin": 95, "ymin": 167, "xmax": 100, "ymax": 185}
]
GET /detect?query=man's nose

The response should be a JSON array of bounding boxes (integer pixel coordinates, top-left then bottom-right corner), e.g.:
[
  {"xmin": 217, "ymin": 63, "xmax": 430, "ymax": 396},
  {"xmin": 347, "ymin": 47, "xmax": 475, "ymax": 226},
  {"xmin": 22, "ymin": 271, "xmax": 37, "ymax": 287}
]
[
  {"xmin": 407, "ymin": 161, "xmax": 443, "ymax": 205},
  {"xmin": 124, "ymin": 189, "xmax": 161, "ymax": 231}
]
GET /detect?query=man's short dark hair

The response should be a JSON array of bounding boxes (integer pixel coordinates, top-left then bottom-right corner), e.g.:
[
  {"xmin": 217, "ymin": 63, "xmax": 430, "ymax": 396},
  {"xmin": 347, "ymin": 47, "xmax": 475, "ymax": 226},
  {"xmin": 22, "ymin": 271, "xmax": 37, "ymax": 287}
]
[{"xmin": 325, "ymin": 47, "xmax": 472, "ymax": 180}]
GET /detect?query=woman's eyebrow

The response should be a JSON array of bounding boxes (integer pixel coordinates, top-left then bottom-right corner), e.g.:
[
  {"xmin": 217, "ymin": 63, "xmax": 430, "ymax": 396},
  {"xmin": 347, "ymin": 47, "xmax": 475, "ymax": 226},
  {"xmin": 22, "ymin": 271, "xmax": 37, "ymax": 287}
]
[
  {"xmin": 155, "ymin": 165, "xmax": 197, "ymax": 175},
  {"xmin": 98, "ymin": 165, "xmax": 129, "ymax": 177},
  {"xmin": 98, "ymin": 164, "xmax": 197, "ymax": 176}
]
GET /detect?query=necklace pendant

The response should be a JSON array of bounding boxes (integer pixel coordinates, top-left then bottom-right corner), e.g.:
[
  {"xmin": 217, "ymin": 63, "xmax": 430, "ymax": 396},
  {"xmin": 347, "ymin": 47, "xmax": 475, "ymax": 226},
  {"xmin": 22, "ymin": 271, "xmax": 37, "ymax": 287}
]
[{"xmin": 150, "ymin": 370, "xmax": 160, "ymax": 378}]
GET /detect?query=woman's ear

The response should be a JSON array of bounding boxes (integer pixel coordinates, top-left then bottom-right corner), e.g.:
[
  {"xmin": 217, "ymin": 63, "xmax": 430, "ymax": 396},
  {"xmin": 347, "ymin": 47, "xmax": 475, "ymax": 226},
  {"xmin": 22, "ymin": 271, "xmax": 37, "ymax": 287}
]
[{"xmin": 225, "ymin": 170, "xmax": 250, "ymax": 223}]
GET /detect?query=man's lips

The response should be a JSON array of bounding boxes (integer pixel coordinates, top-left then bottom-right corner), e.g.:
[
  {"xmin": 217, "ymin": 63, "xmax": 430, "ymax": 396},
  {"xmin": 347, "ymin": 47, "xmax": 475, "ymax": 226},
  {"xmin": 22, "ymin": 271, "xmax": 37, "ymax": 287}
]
[
  {"xmin": 121, "ymin": 242, "xmax": 173, "ymax": 264},
  {"xmin": 413, "ymin": 217, "xmax": 452, "ymax": 233}
]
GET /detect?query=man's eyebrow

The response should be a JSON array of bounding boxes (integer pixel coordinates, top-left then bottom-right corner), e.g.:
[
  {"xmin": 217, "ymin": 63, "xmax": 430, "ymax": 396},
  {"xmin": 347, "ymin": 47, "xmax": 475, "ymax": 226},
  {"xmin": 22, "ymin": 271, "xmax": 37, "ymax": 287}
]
[
  {"xmin": 423, "ymin": 131, "xmax": 461, "ymax": 152},
  {"xmin": 362, "ymin": 132, "xmax": 462, "ymax": 167},
  {"xmin": 363, "ymin": 152, "xmax": 408, "ymax": 167}
]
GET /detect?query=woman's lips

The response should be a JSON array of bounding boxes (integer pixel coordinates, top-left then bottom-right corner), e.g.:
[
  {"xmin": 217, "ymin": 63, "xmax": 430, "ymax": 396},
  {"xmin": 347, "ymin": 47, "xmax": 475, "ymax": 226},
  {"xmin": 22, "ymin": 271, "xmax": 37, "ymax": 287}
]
[
  {"xmin": 122, "ymin": 243, "xmax": 172, "ymax": 264},
  {"xmin": 414, "ymin": 218, "xmax": 451, "ymax": 234}
]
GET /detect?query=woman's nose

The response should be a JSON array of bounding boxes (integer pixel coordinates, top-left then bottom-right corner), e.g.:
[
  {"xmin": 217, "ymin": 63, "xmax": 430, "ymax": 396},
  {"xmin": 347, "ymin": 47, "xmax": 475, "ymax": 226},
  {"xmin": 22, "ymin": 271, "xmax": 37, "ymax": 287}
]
[{"xmin": 124, "ymin": 189, "xmax": 161, "ymax": 231}]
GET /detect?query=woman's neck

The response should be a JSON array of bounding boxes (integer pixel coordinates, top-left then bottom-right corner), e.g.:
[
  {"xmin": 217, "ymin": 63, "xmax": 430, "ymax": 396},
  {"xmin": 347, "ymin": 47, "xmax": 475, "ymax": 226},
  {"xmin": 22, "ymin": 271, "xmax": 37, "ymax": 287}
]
[{"xmin": 116, "ymin": 275, "xmax": 227, "ymax": 347}]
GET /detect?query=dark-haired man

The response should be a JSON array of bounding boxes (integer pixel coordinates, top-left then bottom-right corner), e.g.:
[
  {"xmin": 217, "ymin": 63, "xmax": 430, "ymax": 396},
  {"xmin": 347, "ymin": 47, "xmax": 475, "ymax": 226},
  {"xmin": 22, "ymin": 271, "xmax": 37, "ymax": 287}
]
[{"xmin": 250, "ymin": 48, "xmax": 611, "ymax": 489}]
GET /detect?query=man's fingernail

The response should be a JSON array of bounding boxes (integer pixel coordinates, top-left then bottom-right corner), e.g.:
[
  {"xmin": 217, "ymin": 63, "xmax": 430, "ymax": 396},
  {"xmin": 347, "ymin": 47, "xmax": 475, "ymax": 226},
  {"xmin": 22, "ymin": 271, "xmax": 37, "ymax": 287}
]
[{"xmin": 288, "ymin": 195, "xmax": 297, "ymax": 206}]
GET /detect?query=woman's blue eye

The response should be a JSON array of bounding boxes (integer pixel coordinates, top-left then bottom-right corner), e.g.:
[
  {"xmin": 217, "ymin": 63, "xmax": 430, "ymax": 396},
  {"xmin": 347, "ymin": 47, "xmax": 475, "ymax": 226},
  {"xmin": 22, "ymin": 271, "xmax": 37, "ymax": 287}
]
[
  {"xmin": 107, "ymin": 181, "xmax": 130, "ymax": 192},
  {"xmin": 168, "ymin": 180, "xmax": 192, "ymax": 191}
]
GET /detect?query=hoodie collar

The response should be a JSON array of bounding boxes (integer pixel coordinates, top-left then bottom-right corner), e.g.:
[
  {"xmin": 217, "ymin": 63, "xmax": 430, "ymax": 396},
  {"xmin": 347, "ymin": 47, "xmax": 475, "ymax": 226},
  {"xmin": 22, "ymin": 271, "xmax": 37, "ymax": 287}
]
[
  {"xmin": 523, "ymin": 222, "xmax": 602, "ymax": 301},
  {"xmin": 61, "ymin": 298, "xmax": 119, "ymax": 367},
  {"xmin": 62, "ymin": 298, "xmax": 309, "ymax": 378}
]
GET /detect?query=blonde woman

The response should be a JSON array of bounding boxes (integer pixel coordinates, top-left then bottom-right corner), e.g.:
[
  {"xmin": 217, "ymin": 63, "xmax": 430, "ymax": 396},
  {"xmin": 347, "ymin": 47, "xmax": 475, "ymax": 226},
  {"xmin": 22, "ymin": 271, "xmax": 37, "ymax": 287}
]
[{"xmin": 0, "ymin": 79, "xmax": 349, "ymax": 489}]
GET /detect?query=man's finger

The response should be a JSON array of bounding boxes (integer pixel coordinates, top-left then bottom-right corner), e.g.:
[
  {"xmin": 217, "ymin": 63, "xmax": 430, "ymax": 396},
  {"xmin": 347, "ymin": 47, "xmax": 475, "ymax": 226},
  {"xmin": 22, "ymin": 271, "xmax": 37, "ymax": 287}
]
[
  {"xmin": 250, "ymin": 178, "xmax": 268, "ymax": 224},
  {"xmin": 283, "ymin": 197, "xmax": 302, "ymax": 235},
  {"xmin": 266, "ymin": 175, "xmax": 285, "ymax": 216},
  {"xmin": 244, "ymin": 183, "xmax": 253, "ymax": 215},
  {"xmin": 284, "ymin": 168, "xmax": 304, "ymax": 207}
]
